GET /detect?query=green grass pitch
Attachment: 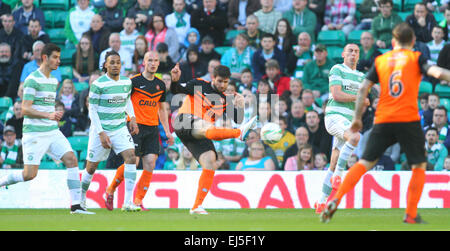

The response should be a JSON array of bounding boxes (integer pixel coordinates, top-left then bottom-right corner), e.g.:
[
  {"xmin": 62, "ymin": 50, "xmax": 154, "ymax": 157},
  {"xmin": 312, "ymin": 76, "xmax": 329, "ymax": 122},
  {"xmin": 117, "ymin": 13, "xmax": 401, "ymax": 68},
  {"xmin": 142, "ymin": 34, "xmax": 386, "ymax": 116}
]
[{"xmin": 0, "ymin": 208, "xmax": 449, "ymax": 231}]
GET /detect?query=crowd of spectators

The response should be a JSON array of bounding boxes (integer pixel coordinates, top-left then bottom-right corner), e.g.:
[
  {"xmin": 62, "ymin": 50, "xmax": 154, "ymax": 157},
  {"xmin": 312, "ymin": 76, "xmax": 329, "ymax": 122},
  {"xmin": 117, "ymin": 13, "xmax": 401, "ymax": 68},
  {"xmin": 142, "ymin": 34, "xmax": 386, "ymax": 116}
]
[{"xmin": 0, "ymin": 0, "xmax": 449, "ymax": 171}]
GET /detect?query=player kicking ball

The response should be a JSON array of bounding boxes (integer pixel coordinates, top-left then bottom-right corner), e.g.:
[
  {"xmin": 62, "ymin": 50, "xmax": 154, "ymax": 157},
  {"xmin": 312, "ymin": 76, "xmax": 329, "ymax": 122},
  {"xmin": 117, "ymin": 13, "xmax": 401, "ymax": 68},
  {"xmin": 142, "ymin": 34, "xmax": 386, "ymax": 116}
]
[
  {"xmin": 321, "ymin": 23, "xmax": 450, "ymax": 224},
  {"xmin": 80, "ymin": 51, "xmax": 141, "ymax": 212},
  {"xmin": 170, "ymin": 64, "xmax": 257, "ymax": 215},
  {"xmin": 315, "ymin": 44, "xmax": 368, "ymax": 214},
  {"xmin": 104, "ymin": 51, "xmax": 174, "ymax": 211},
  {"xmin": 0, "ymin": 43, "xmax": 93, "ymax": 214}
]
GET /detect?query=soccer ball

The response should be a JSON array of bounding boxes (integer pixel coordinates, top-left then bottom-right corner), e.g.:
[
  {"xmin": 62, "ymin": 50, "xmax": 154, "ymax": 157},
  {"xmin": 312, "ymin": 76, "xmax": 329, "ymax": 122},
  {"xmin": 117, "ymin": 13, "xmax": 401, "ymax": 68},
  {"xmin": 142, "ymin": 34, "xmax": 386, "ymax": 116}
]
[{"xmin": 260, "ymin": 122, "xmax": 283, "ymax": 144}]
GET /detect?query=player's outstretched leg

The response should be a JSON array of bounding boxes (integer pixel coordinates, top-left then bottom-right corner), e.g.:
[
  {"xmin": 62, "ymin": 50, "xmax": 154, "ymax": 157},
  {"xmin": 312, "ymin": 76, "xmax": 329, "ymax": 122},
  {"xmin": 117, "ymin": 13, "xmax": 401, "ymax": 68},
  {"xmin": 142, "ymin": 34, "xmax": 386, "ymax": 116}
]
[{"xmin": 331, "ymin": 132, "xmax": 360, "ymax": 190}]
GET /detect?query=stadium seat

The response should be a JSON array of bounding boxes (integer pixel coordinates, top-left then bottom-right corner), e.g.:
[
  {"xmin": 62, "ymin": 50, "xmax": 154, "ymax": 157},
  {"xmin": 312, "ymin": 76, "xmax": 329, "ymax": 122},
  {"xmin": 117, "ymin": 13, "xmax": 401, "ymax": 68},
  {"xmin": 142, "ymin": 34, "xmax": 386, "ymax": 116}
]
[
  {"xmin": 60, "ymin": 65, "xmax": 73, "ymax": 80},
  {"xmin": 60, "ymin": 48, "xmax": 75, "ymax": 65},
  {"xmin": 225, "ymin": 30, "xmax": 244, "ymax": 46},
  {"xmin": 79, "ymin": 150, "xmax": 87, "ymax": 161},
  {"xmin": 393, "ymin": 0, "xmax": 402, "ymax": 11},
  {"xmin": 0, "ymin": 97, "xmax": 12, "ymax": 113},
  {"xmin": 327, "ymin": 46, "xmax": 344, "ymax": 64},
  {"xmin": 53, "ymin": 10, "xmax": 68, "ymax": 28},
  {"xmin": 74, "ymin": 82, "xmax": 89, "ymax": 92},
  {"xmin": 0, "ymin": 110, "xmax": 8, "ymax": 123},
  {"xmin": 40, "ymin": 0, "xmax": 70, "ymax": 10},
  {"xmin": 440, "ymin": 98, "xmax": 450, "ymax": 111},
  {"xmin": 419, "ymin": 81, "xmax": 433, "ymax": 95},
  {"xmin": 433, "ymin": 12, "xmax": 444, "ymax": 22},
  {"xmin": 40, "ymin": 161, "xmax": 64, "ymax": 169},
  {"xmin": 214, "ymin": 46, "xmax": 231, "ymax": 56},
  {"xmin": 317, "ymin": 30, "xmax": 346, "ymax": 47},
  {"xmin": 397, "ymin": 12, "xmax": 411, "ymax": 21},
  {"xmin": 355, "ymin": 0, "xmax": 362, "ymax": 7},
  {"xmin": 403, "ymin": 0, "xmax": 421, "ymax": 11},
  {"xmin": 67, "ymin": 136, "xmax": 89, "ymax": 151},
  {"xmin": 435, "ymin": 84, "xmax": 450, "ymax": 98},
  {"xmin": 379, "ymin": 48, "xmax": 390, "ymax": 54},
  {"xmin": 347, "ymin": 30, "xmax": 364, "ymax": 45},
  {"xmin": 46, "ymin": 28, "xmax": 66, "ymax": 45}
]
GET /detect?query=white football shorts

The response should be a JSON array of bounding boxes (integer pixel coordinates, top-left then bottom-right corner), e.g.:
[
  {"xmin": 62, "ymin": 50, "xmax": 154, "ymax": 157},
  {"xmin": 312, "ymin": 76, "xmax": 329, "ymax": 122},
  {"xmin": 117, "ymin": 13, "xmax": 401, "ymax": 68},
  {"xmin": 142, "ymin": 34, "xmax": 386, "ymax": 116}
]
[
  {"xmin": 324, "ymin": 114, "xmax": 352, "ymax": 150},
  {"xmin": 86, "ymin": 126, "xmax": 135, "ymax": 162},
  {"xmin": 22, "ymin": 130, "xmax": 74, "ymax": 165}
]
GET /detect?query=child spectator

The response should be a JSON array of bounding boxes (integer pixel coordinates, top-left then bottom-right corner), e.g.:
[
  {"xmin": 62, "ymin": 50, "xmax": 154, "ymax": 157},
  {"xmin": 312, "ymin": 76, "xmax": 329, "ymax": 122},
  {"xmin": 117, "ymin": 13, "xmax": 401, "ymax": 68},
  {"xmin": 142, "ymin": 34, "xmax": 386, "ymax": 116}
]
[
  {"xmin": 284, "ymin": 143, "xmax": 314, "ymax": 170},
  {"xmin": 267, "ymin": 117, "xmax": 296, "ymax": 164},
  {"xmin": 0, "ymin": 126, "xmax": 23, "ymax": 169},
  {"xmin": 444, "ymin": 156, "xmax": 450, "ymax": 171},
  {"xmin": 314, "ymin": 153, "xmax": 328, "ymax": 170},
  {"xmin": 58, "ymin": 79, "xmax": 79, "ymax": 112},
  {"xmin": 237, "ymin": 68, "xmax": 257, "ymax": 93},
  {"xmin": 427, "ymin": 26, "xmax": 446, "ymax": 64},
  {"xmin": 55, "ymin": 101, "xmax": 73, "ymax": 137},
  {"xmin": 163, "ymin": 146, "xmax": 180, "ymax": 170}
]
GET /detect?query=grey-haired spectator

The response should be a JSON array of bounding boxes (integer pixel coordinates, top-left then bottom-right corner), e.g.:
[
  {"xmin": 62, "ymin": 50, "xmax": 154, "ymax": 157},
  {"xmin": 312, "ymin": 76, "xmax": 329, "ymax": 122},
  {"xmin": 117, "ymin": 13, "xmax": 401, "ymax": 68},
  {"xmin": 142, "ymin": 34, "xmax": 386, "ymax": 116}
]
[{"xmin": 0, "ymin": 43, "xmax": 22, "ymax": 99}]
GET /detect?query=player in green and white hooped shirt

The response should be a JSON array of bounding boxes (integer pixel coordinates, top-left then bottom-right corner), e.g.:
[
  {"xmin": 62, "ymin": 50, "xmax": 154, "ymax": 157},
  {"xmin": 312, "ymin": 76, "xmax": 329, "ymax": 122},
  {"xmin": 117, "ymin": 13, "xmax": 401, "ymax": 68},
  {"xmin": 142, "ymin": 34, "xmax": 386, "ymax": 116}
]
[
  {"xmin": 315, "ymin": 44, "xmax": 368, "ymax": 213},
  {"xmin": 0, "ymin": 43, "xmax": 93, "ymax": 214},
  {"xmin": 80, "ymin": 50, "xmax": 140, "ymax": 212}
]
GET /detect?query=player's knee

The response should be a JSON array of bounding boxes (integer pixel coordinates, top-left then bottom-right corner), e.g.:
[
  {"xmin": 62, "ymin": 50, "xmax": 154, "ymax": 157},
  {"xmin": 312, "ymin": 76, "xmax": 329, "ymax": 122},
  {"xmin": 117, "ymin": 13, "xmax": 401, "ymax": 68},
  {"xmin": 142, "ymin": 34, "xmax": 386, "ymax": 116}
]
[
  {"xmin": 349, "ymin": 132, "xmax": 360, "ymax": 145},
  {"xmin": 63, "ymin": 152, "xmax": 78, "ymax": 167},
  {"xmin": 123, "ymin": 153, "xmax": 137, "ymax": 164},
  {"xmin": 23, "ymin": 172, "xmax": 37, "ymax": 181}
]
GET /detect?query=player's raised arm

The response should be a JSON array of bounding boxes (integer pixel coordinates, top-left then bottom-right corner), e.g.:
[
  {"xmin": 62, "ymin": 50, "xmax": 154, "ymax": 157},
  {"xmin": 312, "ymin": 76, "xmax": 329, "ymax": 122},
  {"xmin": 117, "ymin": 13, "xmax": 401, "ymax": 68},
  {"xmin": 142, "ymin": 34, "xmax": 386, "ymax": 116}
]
[
  {"xmin": 426, "ymin": 65, "xmax": 450, "ymax": 82},
  {"xmin": 169, "ymin": 63, "xmax": 196, "ymax": 95},
  {"xmin": 351, "ymin": 78, "xmax": 375, "ymax": 133}
]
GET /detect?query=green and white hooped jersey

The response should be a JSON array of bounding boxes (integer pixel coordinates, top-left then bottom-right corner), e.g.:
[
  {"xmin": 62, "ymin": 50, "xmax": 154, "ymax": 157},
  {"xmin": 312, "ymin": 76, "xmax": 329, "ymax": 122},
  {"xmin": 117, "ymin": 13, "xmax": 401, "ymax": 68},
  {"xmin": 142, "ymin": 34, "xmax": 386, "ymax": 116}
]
[
  {"xmin": 22, "ymin": 69, "xmax": 59, "ymax": 134},
  {"xmin": 89, "ymin": 74, "xmax": 132, "ymax": 132},
  {"xmin": 325, "ymin": 64, "xmax": 365, "ymax": 121}
]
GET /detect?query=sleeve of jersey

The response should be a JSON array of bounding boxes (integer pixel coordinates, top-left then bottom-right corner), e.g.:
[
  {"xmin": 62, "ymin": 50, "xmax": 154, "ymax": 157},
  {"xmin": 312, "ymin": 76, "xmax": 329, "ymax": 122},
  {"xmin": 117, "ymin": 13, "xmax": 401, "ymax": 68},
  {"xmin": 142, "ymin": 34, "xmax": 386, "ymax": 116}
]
[
  {"xmin": 88, "ymin": 82, "xmax": 105, "ymax": 134},
  {"xmin": 365, "ymin": 64, "xmax": 379, "ymax": 83},
  {"xmin": 328, "ymin": 66, "xmax": 343, "ymax": 86},
  {"xmin": 160, "ymin": 82, "xmax": 167, "ymax": 103},
  {"xmin": 22, "ymin": 78, "xmax": 37, "ymax": 101},
  {"xmin": 170, "ymin": 79, "xmax": 196, "ymax": 95},
  {"xmin": 418, "ymin": 53, "xmax": 432, "ymax": 75}
]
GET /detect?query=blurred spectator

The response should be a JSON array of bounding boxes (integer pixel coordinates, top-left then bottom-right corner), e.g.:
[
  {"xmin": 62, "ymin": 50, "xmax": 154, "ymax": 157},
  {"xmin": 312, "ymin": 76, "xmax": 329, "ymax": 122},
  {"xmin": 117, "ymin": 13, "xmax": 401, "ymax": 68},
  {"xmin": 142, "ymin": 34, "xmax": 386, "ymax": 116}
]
[
  {"xmin": 163, "ymin": 145, "xmax": 180, "ymax": 170},
  {"xmin": 99, "ymin": 0, "xmax": 125, "ymax": 33},
  {"xmin": 21, "ymin": 19, "xmax": 50, "ymax": 62},
  {"xmin": 440, "ymin": 6, "xmax": 450, "ymax": 41},
  {"xmin": 266, "ymin": 117, "xmax": 296, "ymax": 164},
  {"xmin": 424, "ymin": 127, "xmax": 448, "ymax": 171},
  {"xmin": 132, "ymin": 35, "xmax": 148, "ymax": 73},
  {"xmin": 256, "ymin": 101, "xmax": 272, "ymax": 128},
  {"xmin": 424, "ymin": 0, "xmax": 449, "ymax": 13},
  {"xmin": 261, "ymin": 59, "xmax": 290, "ymax": 96},
  {"xmin": 286, "ymin": 32, "xmax": 313, "ymax": 79},
  {"xmin": 427, "ymin": 26, "xmax": 445, "ymax": 65},
  {"xmin": 286, "ymin": 99, "xmax": 306, "ymax": 133},
  {"xmin": 406, "ymin": 3, "xmax": 437, "ymax": 43},
  {"xmin": 20, "ymin": 41, "xmax": 62, "ymax": 83},
  {"xmin": 165, "ymin": 0, "xmax": 191, "ymax": 46},
  {"xmin": 198, "ymin": 35, "xmax": 221, "ymax": 66},
  {"xmin": 55, "ymin": 101, "xmax": 73, "ymax": 137},
  {"xmin": 190, "ymin": 0, "xmax": 228, "ymax": 46},
  {"xmin": 371, "ymin": 0, "xmax": 402, "ymax": 49},
  {"xmin": 216, "ymin": 151, "xmax": 231, "ymax": 170},
  {"xmin": 423, "ymin": 93, "xmax": 439, "ymax": 127},
  {"xmin": 444, "ymin": 156, "xmax": 450, "ymax": 171},
  {"xmin": 314, "ymin": 152, "xmax": 328, "ymax": 170},
  {"xmin": 274, "ymin": 0, "xmax": 293, "ymax": 13},
  {"xmin": 99, "ymin": 33, "xmax": 133, "ymax": 76},
  {"xmin": 0, "ymin": 42, "xmax": 22, "ymax": 99},
  {"xmin": 12, "ymin": 0, "xmax": 45, "ymax": 35},
  {"xmin": 237, "ymin": 68, "xmax": 257, "ymax": 93},
  {"xmin": 0, "ymin": 125, "xmax": 23, "ymax": 169},
  {"xmin": 82, "ymin": 14, "xmax": 111, "ymax": 55},
  {"xmin": 57, "ymin": 79, "xmax": 79, "ymax": 112},
  {"xmin": 284, "ymin": 143, "xmax": 314, "ymax": 170},
  {"xmin": 346, "ymin": 154, "xmax": 358, "ymax": 169},
  {"xmin": 423, "ymin": 106, "xmax": 450, "ymax": 152},
  {"xmin": 305, "ymin": 109, "xmax": 332, "ymax": 158},
  {"xmin": 274, "ymin": 18, "xmax": 296, "ymax": 55},
  {"xmin": 281, "ymin": 78, "xmax": 302, "ymax": 110},
  {"xmin": 251, "ymin": 33, "xmax": 286, "ymax": 81},
  {"xmin": 242, "ymin": 88, "xmax": 258, "ymax": 123},
  {"xmin": 322, "ymin": 0, "xmax": 356, "ymax": 36},
  {"xmin": 65, "ymin": 0, "xmax": 96, "ymax": 47},
  {"xmin": 120, "ymin": 17, "xmax": 140, "ymax": 57},
  {"xmin": 73, "ymin": 72, "xmax": 101, "ymax": 133},
  {"xmin": 200, "ymin": 58, "xmax": 220, "ymax": 81},
  {"xmin": 437, "ymin": 43, "xmax": 450, "ymax": 86},
  {"xmin": 5, "ymin": 101, "xmax": 23, "ymax": 139},
  {"xmin": 179, "ymin": 45, "xmax": 207, "ymax": 82},
  {"xmin": 176, "ymin": 146, "xmax": 201, "ymax": 170},
  {"xmin": 180, "ymin": 27, "xmax": 200, "ymax": 60},
  {"xmin": 127, "ymin": 0, "xmax": 165, "ymax": 34},
  {"xmin": 357, "ymin": 31, "xmax": 382, "ymax": 73},
  {"xmin": 302, "ymin": 89, "xmax": 322, "ymax": 114},
  {"xmin": 0, "ymin": 1, "xmax": 11, "ymax": 30},
  {"xmin": 419, "ymin": 93, "xmax": 429, "ymax": 126},
  {"xmin": 227, "ymin": 0, "xmax": 261, "ymax": 30},
  {"xmin": 302, "ymin": 44, "xmax": 335, "ymax": 97},
  {"xmin": 72, "ymin": 35, "xmax": 99, "ymax": 83},
  {"xmin": 236, "ymin": 141, "xmax": 276, "ymax": 170},
  {"xmin": 282, "ymin": 0, "xmax": 316, "ymax": 40},
  {"xmin": 241, "ymin": 129, "xmax": 280, "ymax": 169},
  {"xmin": 244, "ymin": 14, "xmax": 266, "ymax": 50},
  {"xmin": 356, "ymin": 0, "xmax": 379, "ymax": 30},
  {"xmin": 145, "ymin": 13, "xmax": 180, "ymax": 62},
  {"xmin": 253, "ymin": 0, "xmax": 282, "ymax": 34},
  {"xmin": 256, "ymin": 78, "xmax": 274, "ymax": 104},
  {"xmin": 0, "ymin": 14, "xmax": 24, "ymax": 61},
  {"xmin": 156, "ymin": 42, "xmax": 176, "ymax": 74},
  {"xmin": 308, "ymin": 0, "xmax": 326, "ymax": 30}
]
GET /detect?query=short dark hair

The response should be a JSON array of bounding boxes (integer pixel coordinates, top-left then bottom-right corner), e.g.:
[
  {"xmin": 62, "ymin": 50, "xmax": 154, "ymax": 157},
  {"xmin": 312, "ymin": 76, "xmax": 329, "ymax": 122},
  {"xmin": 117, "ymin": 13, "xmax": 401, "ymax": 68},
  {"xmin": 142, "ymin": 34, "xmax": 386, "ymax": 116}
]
[
  {"xmin": 28, "ymin": 18, "xmax": 41, "ymax": 26},
  {"xmin": 213, "ymin": 65, "xmax": 231, "ymax": 79},
  {"xmin": 379, "ymin": 0, "xmax": 393, "ymax": 6},
  {"xmin": 435, "ymin": 105, "xmax": 448, "ymax": 114},
  {"xmin": 41, "ymin": 43, "xmax": 61, "ymax": 60},
  {"xmin": 392, "ymin": 22, "xmax": 415, "ymax": 46},
  {"xmin": 261, "ymin": 33, "xmax": 275, "ymax": 41},
  {"xmin": 432, "ymin": 25, "xmax": 445, "ymax": 33},
  {"xmin": 102, "ymin": 50, "xmax": 121, "ymax": 73},
  {"xmin": 425, "ymin": 126, "xmax": 439, "ymax": 134}
]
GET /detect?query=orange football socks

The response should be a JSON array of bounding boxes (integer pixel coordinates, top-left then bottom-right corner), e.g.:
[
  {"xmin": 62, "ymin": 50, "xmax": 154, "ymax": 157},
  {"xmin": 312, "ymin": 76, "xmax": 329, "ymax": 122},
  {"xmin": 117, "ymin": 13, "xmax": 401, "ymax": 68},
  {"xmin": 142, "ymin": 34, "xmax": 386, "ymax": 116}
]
[
  {"xmin": 405, "ymin": 168, "xmax": 426, "ymax": 219},
  {"xmin": 333, "ymin": 162, "xmax": 368, "ymax": 205},
  {"xmin": 205, "ymin": 127, "xmax": 241, "ymax": 141},
  {"xmin": 134, "ymin": 170, "xmax": 153, "ymax": 206},
  {"xmin": 192, "ymin": 169, "xmax": 215, "ymax": 210},
  {"xmin": 106, "ymin": 164, "xmax": 125, "ymax": 195}
]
